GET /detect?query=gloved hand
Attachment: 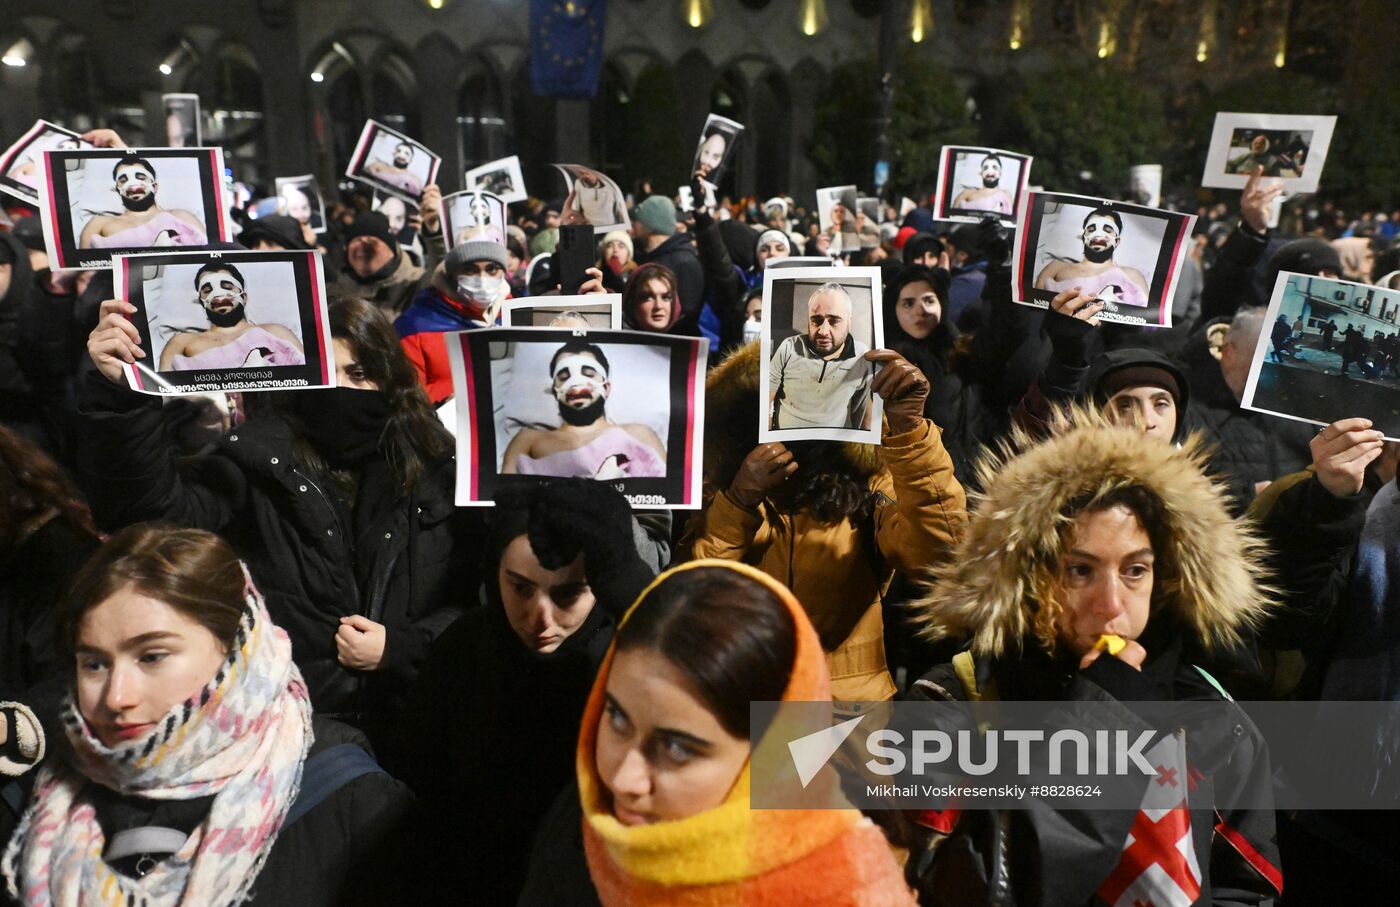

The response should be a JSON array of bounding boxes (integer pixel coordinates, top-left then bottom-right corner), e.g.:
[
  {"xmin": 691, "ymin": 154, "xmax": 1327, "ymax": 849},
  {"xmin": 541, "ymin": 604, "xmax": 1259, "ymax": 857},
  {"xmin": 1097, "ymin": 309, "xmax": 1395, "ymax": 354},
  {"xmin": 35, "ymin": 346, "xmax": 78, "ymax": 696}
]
[
  {"xmin": 975, "ymin": 216, "xmax": 1011, "ymax": 267},
  {"xmin": 526, "ymin": 479, "xmax": 655, "ymax": 616}
]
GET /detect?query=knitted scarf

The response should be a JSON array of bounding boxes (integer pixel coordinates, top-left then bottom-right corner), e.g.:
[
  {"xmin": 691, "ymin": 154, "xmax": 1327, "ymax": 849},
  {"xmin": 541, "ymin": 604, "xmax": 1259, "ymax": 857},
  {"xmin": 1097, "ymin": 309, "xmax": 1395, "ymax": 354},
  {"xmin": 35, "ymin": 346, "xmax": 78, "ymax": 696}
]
[
  {"xmin": 2, "ymin": 577, "xmax": 313, "ymax": 907},
  {"xmin": 578, "ymin": 559, "xmax": 916, "ymax": 906}
]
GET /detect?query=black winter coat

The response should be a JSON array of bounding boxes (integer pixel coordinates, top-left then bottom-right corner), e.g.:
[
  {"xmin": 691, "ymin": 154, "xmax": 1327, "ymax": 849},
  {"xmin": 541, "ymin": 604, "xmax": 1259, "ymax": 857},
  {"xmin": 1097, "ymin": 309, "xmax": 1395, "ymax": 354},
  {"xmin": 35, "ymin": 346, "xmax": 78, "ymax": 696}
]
[
  {"xmin": 0, "ymin": 517, "xmax": 99, "ymax": 692},
  {"xmin": 903, "ymin": 632, "xmax": 1281, "ymax": 907},
  {"xmin": 75, "ymin": 376, "xmax": 476, "ymax": 720}
]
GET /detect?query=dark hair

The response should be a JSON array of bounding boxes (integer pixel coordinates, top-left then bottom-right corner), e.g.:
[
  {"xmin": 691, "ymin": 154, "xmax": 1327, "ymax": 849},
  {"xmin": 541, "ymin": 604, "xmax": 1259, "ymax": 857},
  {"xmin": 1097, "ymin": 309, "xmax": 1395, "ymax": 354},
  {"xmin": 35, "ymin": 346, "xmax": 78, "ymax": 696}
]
[
  {"xmin": 394, "ymin": 142, "xmax": 414, "ymax": 155},
  {"xmin": 1082, "ymin": 207, "xmax": 1124, "ymax": 233},
  {"xmin": 881, "ymin": 264, "xmax": 957, "ymax": 369},
  {"xmin": 614, "ymin": 567, "xmax": 796, "ymax": 739},
  {"xmin": 112, "ymin": 157, "xmax": 156, "ymax": 181},
  {"xmin": 786, "ymin": 440, "xmax": 878, "ymax": 524},
  {"xmin": 193, "ymin": 262, "xmax": 246, "ymax": 291},
  {"xmin": 622, "ymin": 263, "xmax": 679, "ymax": 331},
  {"xmin": 981, "ymin": 153, "xmax": 1003, "ymax": 168},
  {"xmin": 62, "ymin": 524, "xmax": 245, "ymax": 658},
  {"xmin": 549, "ymin": 338, "xmax": 611, "ymax": 376},
  {"xmin": 0, "ymin": 425, "xmax": 98, "ymax": 554}
]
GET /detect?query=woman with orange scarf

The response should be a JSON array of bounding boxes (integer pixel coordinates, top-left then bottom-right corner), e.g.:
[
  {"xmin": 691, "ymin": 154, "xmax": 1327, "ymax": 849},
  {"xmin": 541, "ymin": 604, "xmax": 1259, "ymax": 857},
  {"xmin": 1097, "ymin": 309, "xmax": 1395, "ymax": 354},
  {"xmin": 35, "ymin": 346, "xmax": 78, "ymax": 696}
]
[{"xmin": 521, "ymin": 559, "xmax": 915, "ymax": 905}]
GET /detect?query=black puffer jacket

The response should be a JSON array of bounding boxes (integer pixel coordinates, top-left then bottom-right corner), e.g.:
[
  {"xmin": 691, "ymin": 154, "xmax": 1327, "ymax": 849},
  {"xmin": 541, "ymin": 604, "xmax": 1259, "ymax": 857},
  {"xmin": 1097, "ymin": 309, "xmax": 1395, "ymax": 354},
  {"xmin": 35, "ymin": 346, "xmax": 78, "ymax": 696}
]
[
  {"xmin": 74, "ymin": 376, "xmax": 476, "ymax": 720},
  {"xmin": 634, "ymin": 232, "xmax": 705, "ymax": 337}
]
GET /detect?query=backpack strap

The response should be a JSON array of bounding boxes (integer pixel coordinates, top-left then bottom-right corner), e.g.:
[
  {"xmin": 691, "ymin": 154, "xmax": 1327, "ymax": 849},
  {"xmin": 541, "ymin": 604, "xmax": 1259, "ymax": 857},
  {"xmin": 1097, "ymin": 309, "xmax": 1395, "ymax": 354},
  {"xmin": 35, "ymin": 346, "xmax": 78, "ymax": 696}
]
[{"xmin": 284, "ymin": 743, "xmax": 386, "ymax": 827}]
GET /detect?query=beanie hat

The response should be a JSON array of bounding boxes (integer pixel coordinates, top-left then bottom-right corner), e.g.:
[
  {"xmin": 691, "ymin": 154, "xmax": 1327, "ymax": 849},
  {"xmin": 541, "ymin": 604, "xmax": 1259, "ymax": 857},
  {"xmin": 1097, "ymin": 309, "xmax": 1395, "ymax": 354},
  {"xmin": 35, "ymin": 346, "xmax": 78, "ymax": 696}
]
[
  {"xmin": 634, "ymin": 196, "xmax": 677, "ymax": 237},
  {"xmin": 599, "ymin": 230, "xmax": 634, "ymax": 260},
  {"xmin": 446, "ymin": 239, "xmax": 510, "ymax": 274},
  {"xmin": 946, "ymin": 223, "xmax": 983, "ymax": 259},
  {"xmin": 1096, "ymin": 364, "xmax": 1183, "ymax": 409},
  {"xmin": 530, "ymin": 227, "xmax": 559, "ymax": 257},
  {"xmin": 754, "ymin": 228, "xmax": 790, "ymax": 258},
  {"xmin": 894, "ymin": 225, "xmax": 917, "ymax": 250},
  {"xmin": 239, "ymin": 214, "xmax": 311, "ymax": 251},
  {"xmin": 344, "ymin": 212, "xmax": 397, "ymax": 251},
  {"xmin": 1265, "ymin": 238, "xmax": 1342, "ymax": 290},
  {"xmin": 901, "ymin": 206, "xmax": 936, "ymax": 234},
  {"xmin": 903, "ymin": 231, "xmax": 942, "ymax": 264},
  {"xmin": 10, "ymin": 215, "xmax": 44, "ymax": 252}
]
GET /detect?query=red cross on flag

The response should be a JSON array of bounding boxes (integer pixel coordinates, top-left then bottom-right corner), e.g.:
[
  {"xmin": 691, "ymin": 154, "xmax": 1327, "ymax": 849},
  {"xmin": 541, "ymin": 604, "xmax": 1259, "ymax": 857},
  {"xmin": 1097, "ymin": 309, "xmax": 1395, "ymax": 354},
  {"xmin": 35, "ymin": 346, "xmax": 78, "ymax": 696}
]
[{"xmin": 1097, "ymin": 734, "xmax": 1202, "ymax": 907}]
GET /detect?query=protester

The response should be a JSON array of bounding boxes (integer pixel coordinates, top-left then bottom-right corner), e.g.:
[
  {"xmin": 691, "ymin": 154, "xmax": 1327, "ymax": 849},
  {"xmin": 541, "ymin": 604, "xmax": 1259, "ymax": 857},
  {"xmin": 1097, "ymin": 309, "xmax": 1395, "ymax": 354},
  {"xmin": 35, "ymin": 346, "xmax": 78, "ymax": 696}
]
[
  {"xmin": 328, "ymin": 185, "xmax": 443, "ymax": 315},
  {"xmin": 1, "ymin": 525, "xmax": 416, "ymax": 907},
  {"xmin": 688, "ymin": 339, "xmax": 968, "ymax": 701},
  {"xmin": 396, "ymin": 238, "xmax": 511, "ymax": 403},
  {"xmin": 620, "ymin": 262, "xmax": 680, "ymax": 333},
  {"xmin": 78, "ymin": 297, "xmax": 475, "ymax": 735},
  {"xmin": 596, "ymin": 229, "xmax": 635, "ymax": 293},
  {"xmin": 520, "ymin": 560, "xmax": 917, "ymax": 905},
  {"xmin": 902, "ymin": 414, "xmax": 1281, "ymax": 905},
  {"xmin": 630, "ymin": 195, "xmax": 704, "ymax": 336},
  {"xmin": 391, "ymin": 480, "xmax": 655, "ymax": 904}
]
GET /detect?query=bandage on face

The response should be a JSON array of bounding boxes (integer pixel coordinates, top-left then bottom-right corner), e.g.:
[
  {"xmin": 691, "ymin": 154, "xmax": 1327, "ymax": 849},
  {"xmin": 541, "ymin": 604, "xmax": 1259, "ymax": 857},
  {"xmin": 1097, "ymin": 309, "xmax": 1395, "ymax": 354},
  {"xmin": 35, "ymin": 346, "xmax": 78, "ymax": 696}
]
[
  {"xmin": 552, "ymin": 353, "xmax": 608, "ymax": 407},
  {"xmin": 198, "ymin": 272, "xmax": 245, "ymax": 308}
]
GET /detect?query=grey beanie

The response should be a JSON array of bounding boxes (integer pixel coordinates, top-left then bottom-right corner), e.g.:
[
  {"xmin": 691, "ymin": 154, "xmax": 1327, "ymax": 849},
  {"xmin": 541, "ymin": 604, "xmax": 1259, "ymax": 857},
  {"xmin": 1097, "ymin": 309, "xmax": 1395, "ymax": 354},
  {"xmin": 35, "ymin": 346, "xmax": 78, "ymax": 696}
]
[{"xmin": 446, "ymin": 239, "xmax": 510, "ymax": 274}]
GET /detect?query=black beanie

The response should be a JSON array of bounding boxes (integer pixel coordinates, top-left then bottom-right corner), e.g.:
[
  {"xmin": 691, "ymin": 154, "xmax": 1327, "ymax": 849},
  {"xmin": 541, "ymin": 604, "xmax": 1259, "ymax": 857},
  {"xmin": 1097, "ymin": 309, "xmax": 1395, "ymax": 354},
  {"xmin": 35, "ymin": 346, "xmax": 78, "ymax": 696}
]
[
  {"xmin": 946, "ymin": 223, "xmax": 983, "ymax": 260},
  {"xmin": 239, "ymin": 214, "xmax": 311, "ymax": 251},
  {"xmin": 1264, "ymin": 238, "xmax": 1342, "ymax": 291},
  {"xmin": 10, "ymin": 215, "xmax": 44, "ymax": 252},
  {"xmin": 903, "ymin": 232, "xmax": 942, "ymax": 264},
  {"xmin": 344, "ymin": 212, "xmax": 398, "ymax": 251}
]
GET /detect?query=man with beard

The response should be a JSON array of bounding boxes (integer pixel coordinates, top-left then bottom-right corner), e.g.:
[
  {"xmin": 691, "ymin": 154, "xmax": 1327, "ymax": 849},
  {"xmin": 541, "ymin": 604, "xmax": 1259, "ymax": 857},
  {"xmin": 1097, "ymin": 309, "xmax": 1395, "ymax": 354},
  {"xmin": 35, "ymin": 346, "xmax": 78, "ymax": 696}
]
[
  {"xmin": 79, "ymin": 157, "xmax": 208, "ymax": 249},
  {"xmin": 1035, "ymin": 206, "xmax": 1150, "ymax": 308},
  {"xmin": 157, "ymin": 262, "xmax": 305, "ymax": 371},
  {"xmin": 366, "ymin": 141, "xmax": 424, "ymax": 198},
  {"xmin": 767, "ymin": 282, "xmax": 874, "ymax": 431},
  {"xmin": 500, "ymin": 339, "xmax": 667, "ymax": 479},
  {"xmin": 952, "ymin": 153, "xmax": 1014, "ymax": 214}
]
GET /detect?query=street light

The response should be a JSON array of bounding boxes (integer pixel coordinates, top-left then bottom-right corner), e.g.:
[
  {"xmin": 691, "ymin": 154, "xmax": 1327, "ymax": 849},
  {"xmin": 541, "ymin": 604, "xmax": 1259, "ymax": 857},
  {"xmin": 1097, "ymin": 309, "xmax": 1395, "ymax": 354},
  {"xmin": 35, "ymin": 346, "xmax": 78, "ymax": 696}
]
[{"xmin": 2, "ymin": 38, "xmax": 32, "ymax": 68}]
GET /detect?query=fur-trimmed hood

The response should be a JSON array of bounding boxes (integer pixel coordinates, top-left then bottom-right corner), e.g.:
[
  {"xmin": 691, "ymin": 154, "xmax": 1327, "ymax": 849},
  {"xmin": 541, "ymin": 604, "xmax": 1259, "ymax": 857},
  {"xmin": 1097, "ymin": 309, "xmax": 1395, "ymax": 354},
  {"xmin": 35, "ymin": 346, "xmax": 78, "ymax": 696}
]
[
  {"xmin": 702, "ymin": 340, "xmax": 880, "ymax": 491},
  {"xmin": 912, "ymin": 407, "xmax": 1272, "ymax": 657}
]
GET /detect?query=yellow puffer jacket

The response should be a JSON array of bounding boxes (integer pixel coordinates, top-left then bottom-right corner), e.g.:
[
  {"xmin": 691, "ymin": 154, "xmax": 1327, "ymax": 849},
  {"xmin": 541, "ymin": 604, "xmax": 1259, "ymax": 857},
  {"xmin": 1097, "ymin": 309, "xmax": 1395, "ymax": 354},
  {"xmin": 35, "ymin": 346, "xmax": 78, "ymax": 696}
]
[{"xmin": 690, "ymin": 341, "xmax": 968, "ymax": 701}]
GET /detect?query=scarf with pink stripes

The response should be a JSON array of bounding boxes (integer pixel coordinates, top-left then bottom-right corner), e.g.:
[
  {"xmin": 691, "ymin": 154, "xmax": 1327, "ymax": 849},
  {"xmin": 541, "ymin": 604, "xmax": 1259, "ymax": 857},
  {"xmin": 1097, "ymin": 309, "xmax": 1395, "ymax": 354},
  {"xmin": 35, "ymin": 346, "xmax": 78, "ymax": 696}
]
[{"xmin": 2, "ymin": 581, "xmax": 312, "ymax": 906}]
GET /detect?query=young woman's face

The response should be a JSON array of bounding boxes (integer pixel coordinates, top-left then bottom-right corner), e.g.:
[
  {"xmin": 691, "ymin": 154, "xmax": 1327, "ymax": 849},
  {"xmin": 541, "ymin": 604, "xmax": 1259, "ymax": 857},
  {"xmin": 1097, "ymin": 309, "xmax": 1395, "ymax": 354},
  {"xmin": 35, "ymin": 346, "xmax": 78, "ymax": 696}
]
[
  {"xmin": 76, "ymin": 586, "xmax": 229, "ymax": 747},
  {"xmin": 633, "ymin": 278, "xmax": 676, "ymax": 331},
  {"xmin": 895, "ymin": 280, "xmax": 942, "ymax": 340},
  {"xmin": 333, "ymin": 338, "xmax": 380, "ymax": 390},
  {"xmin": 596, "ymin": 647, "xmax": 750, "ymax": 826},
  {"xmin": 1054, "ymin": 505, "xmax": 1154, "ymax": 658},
  {"xmin": 498, "ymin": 535, "xmax": 595, "ymax": 654}
]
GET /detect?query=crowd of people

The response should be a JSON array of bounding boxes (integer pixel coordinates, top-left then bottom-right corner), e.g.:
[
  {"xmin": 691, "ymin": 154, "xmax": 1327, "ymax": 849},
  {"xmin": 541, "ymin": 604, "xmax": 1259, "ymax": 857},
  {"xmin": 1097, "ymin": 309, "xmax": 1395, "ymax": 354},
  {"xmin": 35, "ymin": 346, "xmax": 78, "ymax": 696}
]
[{"xmin": 0, "ymin": 103, "xmax": 1398, "ymax": 907}]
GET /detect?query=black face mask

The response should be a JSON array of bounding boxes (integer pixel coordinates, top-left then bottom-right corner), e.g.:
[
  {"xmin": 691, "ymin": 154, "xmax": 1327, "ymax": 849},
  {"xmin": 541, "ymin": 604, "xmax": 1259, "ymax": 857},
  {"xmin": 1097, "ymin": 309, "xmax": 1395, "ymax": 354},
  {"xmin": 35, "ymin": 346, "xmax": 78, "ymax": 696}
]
[
  {"xmin": 203, "ymin": 299, "xmax": 246, "ymax": 328},
  {"xmin": 294, "ymin": 386, "xmax": 393, "ymax": 466},
  {"xmin": 557, "ymin": 395, "xmax": 605, "ymax": 427},
  {"xmin": 348, "ymin": 252, "xmax": 400, "ymax": 285},
  {"xmin": 121, "ymin": 191, "xmax": 157, "ymax": 213}
]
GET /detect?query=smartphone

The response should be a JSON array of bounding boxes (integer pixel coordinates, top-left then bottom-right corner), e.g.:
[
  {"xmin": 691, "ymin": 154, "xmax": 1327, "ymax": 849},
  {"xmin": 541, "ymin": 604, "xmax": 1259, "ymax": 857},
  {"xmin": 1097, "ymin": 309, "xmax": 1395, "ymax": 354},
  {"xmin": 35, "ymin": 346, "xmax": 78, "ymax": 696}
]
[{"xmin": 557, "ymin": 224, "xmax": 596, "ymax": 295}]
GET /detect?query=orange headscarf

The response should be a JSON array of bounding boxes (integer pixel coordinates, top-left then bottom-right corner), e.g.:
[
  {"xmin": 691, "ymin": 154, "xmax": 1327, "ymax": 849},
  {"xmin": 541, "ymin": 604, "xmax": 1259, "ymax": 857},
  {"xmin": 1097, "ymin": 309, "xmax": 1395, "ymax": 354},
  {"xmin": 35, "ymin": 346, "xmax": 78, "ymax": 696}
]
[{"xmin": 576, "ymin": 559, "xmax": 915, "ymax": 905}]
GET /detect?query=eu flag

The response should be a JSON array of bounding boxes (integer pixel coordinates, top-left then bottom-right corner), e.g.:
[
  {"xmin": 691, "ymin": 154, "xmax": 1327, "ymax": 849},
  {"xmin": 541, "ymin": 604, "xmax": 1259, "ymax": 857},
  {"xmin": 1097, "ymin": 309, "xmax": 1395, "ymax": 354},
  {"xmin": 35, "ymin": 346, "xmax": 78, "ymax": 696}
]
[{"xmin": 530, "ymin": 0, "xmax": 607, "ymax": 100}]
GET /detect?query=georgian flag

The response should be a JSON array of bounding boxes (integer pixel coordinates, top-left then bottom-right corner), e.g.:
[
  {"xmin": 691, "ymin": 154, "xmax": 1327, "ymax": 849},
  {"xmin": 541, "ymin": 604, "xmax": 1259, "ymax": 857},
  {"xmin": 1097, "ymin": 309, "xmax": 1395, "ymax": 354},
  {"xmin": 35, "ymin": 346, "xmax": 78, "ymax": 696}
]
[{"xmin": 1097, "ymin": 734, "xmax": 1202, "ymax": 907}]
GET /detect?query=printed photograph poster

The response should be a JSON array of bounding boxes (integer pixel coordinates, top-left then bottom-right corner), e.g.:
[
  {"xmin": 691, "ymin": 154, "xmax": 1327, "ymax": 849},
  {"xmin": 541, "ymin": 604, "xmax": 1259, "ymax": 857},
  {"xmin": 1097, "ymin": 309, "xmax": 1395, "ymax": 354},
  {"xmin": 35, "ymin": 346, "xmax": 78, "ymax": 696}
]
[
  {"xmin": 442, "ymin": 189, "xmax": 507, "ymax": 248},
  {"xmin": 1202, "ymin": 112, "xmax": 1337, "ymax": 194},
  {"xmin": 759, "ymin": 266, "xmax": 884, "ymax": 445},
  {"xmin": 275, "ymin": 175, "xmax": 327, "ymax": 234},
  {"xmin": 690, "ymin": 113, "xmax": 744, "ymax": 185},
  {"xmin": 346, "ymin": 119, "xmax": 441, "ymax": 203},
  {"xmin": 447, "ymin": 328, "xmax": 708, "ymax": 509},
  {"xmin": 815, "ymin": 185, "xmax": 858, "ymax": 236},
  {"xmin": 1011, "ymin": 191, "xmax": 1197, "ymax": 329},
  {"xmin": 37, "ymin": 147, "xmax": 228, "ymax": 271},
  {"xmin": 1130, "ymin": 164, "xmax": 1163, "ymax": 208},
  {"xmin": 0, "ymin": 120, "xmax": 90, "ymax": 205},
  {"xmin": 503, "ymin": 294, "xmax": 622, "ymax": 329},
  {"xmin": 933, "ymin": 146, "xmax": 1032, "ymax": 227},
  {"xmin": 116, "ymin": 249, "xmax": 333, "ymax": 395},
  {"xmin": 1242, "ymin": 271, "xmax": 1400, "ymax": 440},
  {"xmin": 554, "ymin": 163, "xmax": 630, "ymax": 234},
  {"xmin": 465, "ymin": 155, "xmax": 527, "ymax": 204},
  {"xmin": 161, "ymin": 93, "xmax": 202, "ymax": 148}
]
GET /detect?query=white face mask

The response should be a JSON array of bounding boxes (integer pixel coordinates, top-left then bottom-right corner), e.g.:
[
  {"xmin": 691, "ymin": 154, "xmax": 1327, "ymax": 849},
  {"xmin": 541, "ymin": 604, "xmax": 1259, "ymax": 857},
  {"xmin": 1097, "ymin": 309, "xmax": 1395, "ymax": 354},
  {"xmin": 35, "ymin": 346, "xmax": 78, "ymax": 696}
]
[
  {"xmin": 458, "ymin": 274, "xmax": 506, "ymax": 308},
  {"xmin": 742, "ymin": 320, "xmax": 762, "ymax": 343}
]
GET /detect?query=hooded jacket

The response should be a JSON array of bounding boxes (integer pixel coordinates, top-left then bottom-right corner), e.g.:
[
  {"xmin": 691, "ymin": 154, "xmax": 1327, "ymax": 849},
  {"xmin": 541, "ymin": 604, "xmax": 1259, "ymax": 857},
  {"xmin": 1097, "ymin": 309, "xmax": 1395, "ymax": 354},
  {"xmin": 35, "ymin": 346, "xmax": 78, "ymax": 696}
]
[
  {"xmin": 687, "ymin": 341, "xmax": 968, "ymax": 701},
  {"xmin": 73, "ymin": 376, "xmax": 476, "ymax": 723},
  {"xmin": 394, "ymin": 263, "xmax": 495, "ymax": 404},
  {"xmin": 634, "ymin": 232, "xmax": 704, "ymax": 337},
  {"xmin": 904, "ymin": 413, "xmax": 1281, "ymax": 906}
]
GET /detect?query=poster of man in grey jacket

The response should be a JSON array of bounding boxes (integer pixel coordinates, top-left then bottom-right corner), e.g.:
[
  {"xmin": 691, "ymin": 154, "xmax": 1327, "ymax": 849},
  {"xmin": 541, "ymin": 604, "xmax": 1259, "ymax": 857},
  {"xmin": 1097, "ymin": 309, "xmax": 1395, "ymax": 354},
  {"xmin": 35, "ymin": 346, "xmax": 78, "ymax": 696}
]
[{"xmin": 760, "ymin": 268, "xmax": 884, "ymax": 444}]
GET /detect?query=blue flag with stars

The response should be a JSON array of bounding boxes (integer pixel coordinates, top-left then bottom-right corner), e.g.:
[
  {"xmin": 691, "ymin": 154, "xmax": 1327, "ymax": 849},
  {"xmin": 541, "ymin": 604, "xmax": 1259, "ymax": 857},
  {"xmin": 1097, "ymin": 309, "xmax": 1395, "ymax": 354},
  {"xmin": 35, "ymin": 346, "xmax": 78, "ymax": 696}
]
[{"xmin": 530, "ymin": 0, "xmax": 606, "ymax": 99}]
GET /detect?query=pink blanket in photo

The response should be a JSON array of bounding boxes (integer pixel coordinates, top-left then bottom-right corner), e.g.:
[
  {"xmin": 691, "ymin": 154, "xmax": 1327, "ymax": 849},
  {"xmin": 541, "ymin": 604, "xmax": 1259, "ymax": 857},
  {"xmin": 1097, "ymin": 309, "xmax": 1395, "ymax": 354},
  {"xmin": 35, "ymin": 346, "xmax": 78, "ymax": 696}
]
[
  {"xmin": 515, "ymin": 425, "xmax": 665, "ymax": 479},
  {"xmin": 88, "ymin": 211, "xmax": 208, "ymax": 248},
  {"xmin": 169, "ymin": 326, "xmax": 304, "ymax": 371}
]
